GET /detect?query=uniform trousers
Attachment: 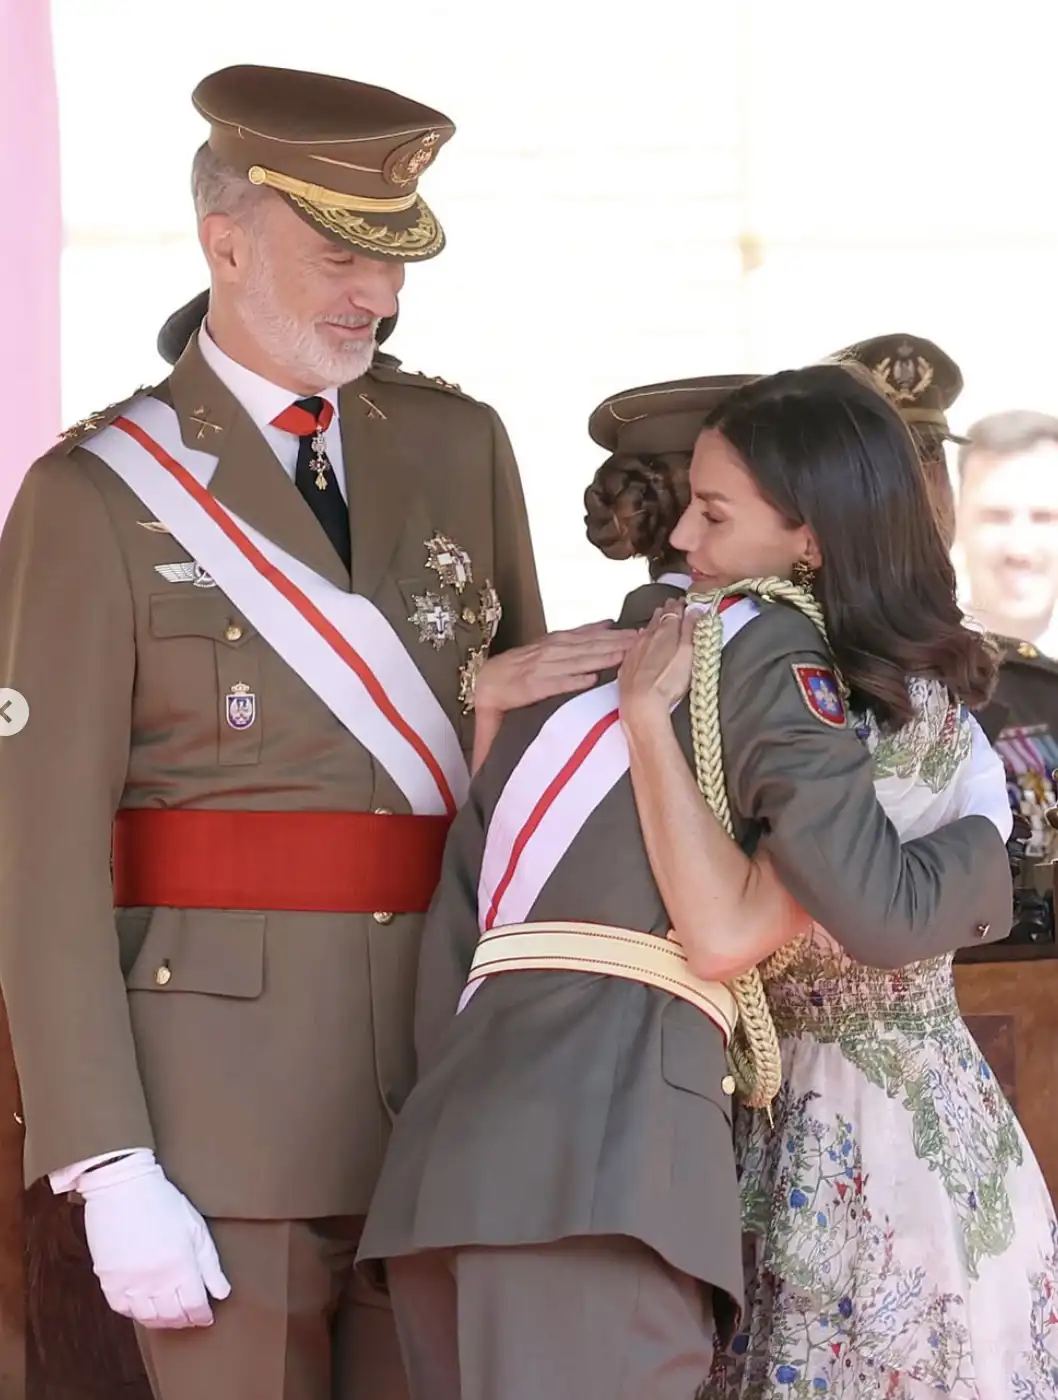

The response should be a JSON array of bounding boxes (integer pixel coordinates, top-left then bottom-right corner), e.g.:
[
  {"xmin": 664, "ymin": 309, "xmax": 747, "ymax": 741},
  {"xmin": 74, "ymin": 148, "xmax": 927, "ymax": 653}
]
[
  {"xmin": 387, "ymin": 1235, "xmax": 717, "ymax": 1400},
  {"xmin": 136, "ymin": 1216, "xmax": 409, "ymax": 1400}
]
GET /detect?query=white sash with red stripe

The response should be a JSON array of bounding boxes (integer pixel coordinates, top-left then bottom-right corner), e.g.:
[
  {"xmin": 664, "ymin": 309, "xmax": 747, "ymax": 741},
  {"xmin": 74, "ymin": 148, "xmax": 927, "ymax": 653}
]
[
  {"xmin": 457, "ymin": 594, "xmax": 760, "ymax": 1008},
  {"xmin": 478, "ymin": 592, "xmax": 759, "ymax": 929},
  {"xmin": 84, "ymin": 395, "xmax": 468, "ymax": 817}
]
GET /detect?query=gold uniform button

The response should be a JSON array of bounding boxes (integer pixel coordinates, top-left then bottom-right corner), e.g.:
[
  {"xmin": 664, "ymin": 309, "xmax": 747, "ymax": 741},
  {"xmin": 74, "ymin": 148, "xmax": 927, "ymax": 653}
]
[
  {"xmin": 462, "ymin": 607, "xmax": 477, "ymax": 625},
  {"xmin": 154, "ymin": 964, "xmax": 172, "ymax": 986},
  {"xmin": 975, "ymin": 922, "xmax": 991, "ymax": 939},
  {"xmin": 373, "ymin": 911, "xmax": 394, "ymax": 925},
  {"xmin": 721, "ymin": 1074, "xmax": 736, "ymax": 1096},
  {"xmin": 225, "ymin": 624, "xmax": 243, "ymax": 642}
]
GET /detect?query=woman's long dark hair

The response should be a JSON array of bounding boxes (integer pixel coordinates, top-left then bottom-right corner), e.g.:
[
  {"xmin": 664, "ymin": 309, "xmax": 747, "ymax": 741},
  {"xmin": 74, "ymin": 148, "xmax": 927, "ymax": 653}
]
[{"xmin": 705, "ymin": 363, "xmax": 999, "ymax": 727}]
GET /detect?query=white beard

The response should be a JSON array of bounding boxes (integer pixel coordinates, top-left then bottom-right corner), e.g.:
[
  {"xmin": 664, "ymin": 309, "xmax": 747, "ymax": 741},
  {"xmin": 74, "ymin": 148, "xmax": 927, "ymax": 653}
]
[{"xmin": 237, "ymin": 253, "xmax": 378, "ymax": 387}]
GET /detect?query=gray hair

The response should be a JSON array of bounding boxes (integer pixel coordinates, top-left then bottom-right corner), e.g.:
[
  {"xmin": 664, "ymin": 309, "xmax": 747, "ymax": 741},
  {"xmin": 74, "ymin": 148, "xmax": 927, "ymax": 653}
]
[{"xmin": 190, "ymin": 142, "xmax": 266, "ymax": 224}]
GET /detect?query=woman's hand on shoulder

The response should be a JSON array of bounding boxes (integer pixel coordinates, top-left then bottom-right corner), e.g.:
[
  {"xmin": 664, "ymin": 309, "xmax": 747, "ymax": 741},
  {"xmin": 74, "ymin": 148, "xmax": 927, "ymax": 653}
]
[{"xmin": 618, "ymin": 599, "xmax": 696, "ymax": 730}]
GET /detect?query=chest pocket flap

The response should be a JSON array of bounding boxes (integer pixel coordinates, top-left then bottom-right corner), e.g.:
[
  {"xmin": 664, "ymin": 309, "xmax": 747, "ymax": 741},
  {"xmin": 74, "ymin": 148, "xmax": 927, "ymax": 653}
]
[{"xmin": 149, "ymin": 591, "xmax": 256, "ymax": 646}]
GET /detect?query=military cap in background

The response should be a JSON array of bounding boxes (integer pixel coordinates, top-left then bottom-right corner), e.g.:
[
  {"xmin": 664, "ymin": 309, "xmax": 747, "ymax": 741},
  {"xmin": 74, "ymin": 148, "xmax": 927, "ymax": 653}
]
[
  {"xmin": 193, "ymin": 65, "xmax": 455, "ymax": 261},
  {"xmin": 588, "ymin": 374, "xmax": 760, "ymax": 456},
  {"xmin": 155, "ymin": 289, "xmax": 400, "ymax": 368},
  {"xmin": 827, "ymin": 333, "xmax": 968, "ymax": 444}
]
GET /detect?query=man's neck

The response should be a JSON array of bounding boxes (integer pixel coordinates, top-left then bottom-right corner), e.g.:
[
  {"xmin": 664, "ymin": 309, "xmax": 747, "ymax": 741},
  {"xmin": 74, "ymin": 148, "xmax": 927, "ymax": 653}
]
[
  {"xmin": 968, "ymin": 602, "xmax": 1052, "ymax": 644},
  {"xmin": 204, "ymin": 307, "xmax": 324, "ymax": 397}
]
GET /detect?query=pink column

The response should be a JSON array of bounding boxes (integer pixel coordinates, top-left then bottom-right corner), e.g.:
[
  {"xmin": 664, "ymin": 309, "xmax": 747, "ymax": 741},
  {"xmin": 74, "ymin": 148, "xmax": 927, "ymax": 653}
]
[{"xmin": 0, "ymin": 0, "xmax": 62, "ymax": 526}]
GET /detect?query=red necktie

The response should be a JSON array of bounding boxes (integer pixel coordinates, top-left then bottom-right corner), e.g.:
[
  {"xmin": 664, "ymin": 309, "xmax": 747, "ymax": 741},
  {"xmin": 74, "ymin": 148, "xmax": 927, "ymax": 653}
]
[
  {"xmin": 272, "ymin": 397, "xmax": 335, "ymax": 438},
  {"xmin": 271, "ymin": 397, "xmax": 350, "ymax": 572}
]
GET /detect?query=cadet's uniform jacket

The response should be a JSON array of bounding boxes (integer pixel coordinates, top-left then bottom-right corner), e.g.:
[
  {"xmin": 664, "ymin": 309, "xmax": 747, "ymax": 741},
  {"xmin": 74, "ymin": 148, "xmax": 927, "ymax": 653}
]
[
  {"xmin": 978, "ymin": 637, "xmax": 1058, "ymax": 742},
  {"xmin": 358, "ymin": 588, "xmax": 1012, "ymax": 1309},
  {"xmin": 0, "ymin": 336, "xmax": 545, "ymax": 1220}
]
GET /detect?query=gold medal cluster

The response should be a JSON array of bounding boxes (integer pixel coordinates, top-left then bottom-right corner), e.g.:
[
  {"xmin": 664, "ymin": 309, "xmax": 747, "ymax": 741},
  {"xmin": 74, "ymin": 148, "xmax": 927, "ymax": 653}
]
[{"xmin": 408, "ymin": 534, "xmax": 502, "ymax": 713}]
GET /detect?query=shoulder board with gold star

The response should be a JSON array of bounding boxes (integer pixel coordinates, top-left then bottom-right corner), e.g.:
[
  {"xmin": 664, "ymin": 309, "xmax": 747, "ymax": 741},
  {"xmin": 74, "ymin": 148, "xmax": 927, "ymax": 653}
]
[
  {"xmin": 992, "ymin": 633, "xmax": 1058, "ymax": 672},
  {"xmin": 54, "ymin": 385, "xmax": 155, "ymax": 456},
  {"xmin": 368, "ymin": 362, "xmax": 477, "ymax": 403}
]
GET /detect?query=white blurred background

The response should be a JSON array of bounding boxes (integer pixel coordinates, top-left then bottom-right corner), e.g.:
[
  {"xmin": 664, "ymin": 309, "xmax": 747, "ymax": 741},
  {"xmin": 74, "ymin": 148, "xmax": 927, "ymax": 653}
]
[{"xmin": 52, "ymin": 0, "xmax": 1058, "ymax": 626}]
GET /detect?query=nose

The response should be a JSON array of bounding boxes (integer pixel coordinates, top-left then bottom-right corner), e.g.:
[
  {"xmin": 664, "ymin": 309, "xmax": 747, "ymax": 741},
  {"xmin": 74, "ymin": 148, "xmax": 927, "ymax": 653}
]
[
  {"xmin": 669, "ymin": 503, "xmax": 696, "ymax": 552},
  {"xmin": 345, "ymin": 256, "xmax": 405, "ymax": 319},
  {"xmin": 1002, "ymin": 513, "xmax": 1038, "ymax": 561}
]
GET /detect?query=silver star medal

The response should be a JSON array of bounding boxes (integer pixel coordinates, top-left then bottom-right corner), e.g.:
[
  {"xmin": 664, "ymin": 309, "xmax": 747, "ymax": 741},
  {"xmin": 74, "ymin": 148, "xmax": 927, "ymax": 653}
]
[{"xmin": 409, "ymin": 592, "xmax": 457, "ymax": 650}]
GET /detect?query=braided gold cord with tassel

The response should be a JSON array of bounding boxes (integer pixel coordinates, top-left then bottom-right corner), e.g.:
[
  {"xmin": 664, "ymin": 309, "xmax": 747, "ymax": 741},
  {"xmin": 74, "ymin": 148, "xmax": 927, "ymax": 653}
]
[{"xmin": 688, "ymin": 577, "xmax": 844, "ymax": 1112}]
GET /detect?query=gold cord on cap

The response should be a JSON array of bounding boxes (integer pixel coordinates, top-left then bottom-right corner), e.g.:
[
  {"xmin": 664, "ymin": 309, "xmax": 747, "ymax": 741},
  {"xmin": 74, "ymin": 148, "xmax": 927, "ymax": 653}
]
[{"xmin": 247, "ymin": 165, "xmax": 417, "ymax": 215}]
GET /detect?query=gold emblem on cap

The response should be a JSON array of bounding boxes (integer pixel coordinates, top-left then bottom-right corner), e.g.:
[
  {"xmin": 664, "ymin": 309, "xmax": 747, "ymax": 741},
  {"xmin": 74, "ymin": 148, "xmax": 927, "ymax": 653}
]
[
  {"xmin": 871, "ymin": 346, "xmax": 934, "ymax": 405},
  {"xmin": 382, "ymin": 131, "xmax": 442, "ymax": 188}
]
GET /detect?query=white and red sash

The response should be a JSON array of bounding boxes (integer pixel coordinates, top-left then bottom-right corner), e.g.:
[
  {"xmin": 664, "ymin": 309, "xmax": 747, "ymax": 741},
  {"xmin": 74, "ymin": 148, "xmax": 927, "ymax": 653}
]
[
  {"xmin": 84, "ymin": 395, "xmax": 469, "ymax": 818},
  {"xmin": 457, "ymin": 594, "xmax": 760, "ymax": 1008}
]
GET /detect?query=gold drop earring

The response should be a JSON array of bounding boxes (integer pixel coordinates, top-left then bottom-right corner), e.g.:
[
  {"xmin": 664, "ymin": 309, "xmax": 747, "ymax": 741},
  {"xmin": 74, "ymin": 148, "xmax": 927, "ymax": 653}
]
[{"xmin": 792, "ymin": 560, "xmax": 816, "ymax": 590}]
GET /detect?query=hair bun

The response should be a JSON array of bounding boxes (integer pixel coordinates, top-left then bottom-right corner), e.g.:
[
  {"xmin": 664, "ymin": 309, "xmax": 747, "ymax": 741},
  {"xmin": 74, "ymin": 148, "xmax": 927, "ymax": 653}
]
[{"xmin": 584, "ymin": 452, "xmax": 689, "ymax": 562}]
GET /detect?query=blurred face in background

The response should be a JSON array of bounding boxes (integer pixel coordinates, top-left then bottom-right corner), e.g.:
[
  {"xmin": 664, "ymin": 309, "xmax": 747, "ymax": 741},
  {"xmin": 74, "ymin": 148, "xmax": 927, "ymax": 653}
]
[{"xmin": 957, "ymin": 440, "xmax": 1058, "ymax": 637}]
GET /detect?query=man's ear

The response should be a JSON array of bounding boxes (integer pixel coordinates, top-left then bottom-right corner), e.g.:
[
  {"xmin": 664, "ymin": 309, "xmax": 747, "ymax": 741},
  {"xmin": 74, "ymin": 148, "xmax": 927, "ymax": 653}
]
[{"xmin": 198, "ymin": 213, "xmax": 252, "ymax": 286}]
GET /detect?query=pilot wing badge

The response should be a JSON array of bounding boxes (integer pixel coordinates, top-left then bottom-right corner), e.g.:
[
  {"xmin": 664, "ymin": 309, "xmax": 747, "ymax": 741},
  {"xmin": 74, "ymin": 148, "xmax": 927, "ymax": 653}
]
[{"xmin": 154, "ymin": 562, "xmax": 217, "ymax": 588}]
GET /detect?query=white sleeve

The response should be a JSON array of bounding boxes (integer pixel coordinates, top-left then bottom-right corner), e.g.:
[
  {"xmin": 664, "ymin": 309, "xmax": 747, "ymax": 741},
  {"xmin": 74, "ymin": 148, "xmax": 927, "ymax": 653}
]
[{"xmin": 955, "ymin": 713, "xmax": 1014, "ymax": 841}]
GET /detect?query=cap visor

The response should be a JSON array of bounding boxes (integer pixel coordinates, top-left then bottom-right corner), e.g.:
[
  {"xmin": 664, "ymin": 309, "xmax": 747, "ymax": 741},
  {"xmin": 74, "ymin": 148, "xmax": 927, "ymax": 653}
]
[{"xmin": 281, "ymin": 191, "xmax": 445, "ymax": 261}]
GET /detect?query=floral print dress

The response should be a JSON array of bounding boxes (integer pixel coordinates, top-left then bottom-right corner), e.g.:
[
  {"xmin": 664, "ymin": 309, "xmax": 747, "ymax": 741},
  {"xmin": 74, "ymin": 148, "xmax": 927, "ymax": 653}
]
[{"xmin": 708, "ymin": 681, "xmax": 1058, "ymax": 1400}]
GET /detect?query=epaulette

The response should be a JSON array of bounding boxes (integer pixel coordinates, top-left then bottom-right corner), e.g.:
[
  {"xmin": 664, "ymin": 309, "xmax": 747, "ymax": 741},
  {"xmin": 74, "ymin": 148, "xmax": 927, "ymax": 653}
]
[
  {"xmin": 993, "ymin": 633, "xmax": 1058, "ymax": 673},
  {"xmin": 53, "ymin": 385, "xmax": 155, "ymax": 456},
  {"xmin": 368, "ymin": 361, "xmax": 477, "ymax": 403}
]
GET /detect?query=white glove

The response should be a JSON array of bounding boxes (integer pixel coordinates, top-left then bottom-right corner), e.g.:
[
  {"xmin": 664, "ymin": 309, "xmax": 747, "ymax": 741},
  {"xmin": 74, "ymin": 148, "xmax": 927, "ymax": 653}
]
[
  {"xmin": 958, "ymin": 714, "xmax": 1014, "ymax": 841},
  {"xmin": 76, "ymin": 1149, "xmax": 231, "ymax": 1328}
]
